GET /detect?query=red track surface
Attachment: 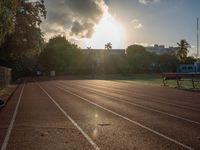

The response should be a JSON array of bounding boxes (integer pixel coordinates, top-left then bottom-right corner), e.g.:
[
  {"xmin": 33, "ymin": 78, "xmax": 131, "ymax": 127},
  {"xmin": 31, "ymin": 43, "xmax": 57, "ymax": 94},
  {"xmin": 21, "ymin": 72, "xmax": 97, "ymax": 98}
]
[{"xmin": 0, "ymin": 77, "xmax": 200, "ymax": 150}]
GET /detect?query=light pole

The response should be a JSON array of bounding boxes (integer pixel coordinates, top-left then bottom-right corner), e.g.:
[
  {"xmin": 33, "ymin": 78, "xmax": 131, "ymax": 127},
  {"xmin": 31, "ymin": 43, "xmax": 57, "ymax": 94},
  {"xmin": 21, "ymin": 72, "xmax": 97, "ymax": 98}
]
[{"xmin": 197, "ymin": 17, "xmax": 199, "ymax": 58}]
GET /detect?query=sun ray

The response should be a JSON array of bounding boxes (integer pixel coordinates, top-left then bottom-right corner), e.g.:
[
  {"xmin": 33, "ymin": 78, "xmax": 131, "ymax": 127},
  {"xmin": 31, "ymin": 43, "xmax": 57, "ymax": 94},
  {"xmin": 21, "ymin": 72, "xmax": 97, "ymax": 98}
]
[{"xmin": 85, "ymin": 11, "xmax": 124, "ymax": 49}]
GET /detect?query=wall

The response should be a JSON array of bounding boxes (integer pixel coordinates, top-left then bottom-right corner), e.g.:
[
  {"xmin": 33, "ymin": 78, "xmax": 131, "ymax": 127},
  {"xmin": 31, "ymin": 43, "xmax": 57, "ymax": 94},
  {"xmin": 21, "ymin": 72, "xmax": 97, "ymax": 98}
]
[{"xmin": 0, "ymin": 66, "xmax": 12, "ymax": 89}]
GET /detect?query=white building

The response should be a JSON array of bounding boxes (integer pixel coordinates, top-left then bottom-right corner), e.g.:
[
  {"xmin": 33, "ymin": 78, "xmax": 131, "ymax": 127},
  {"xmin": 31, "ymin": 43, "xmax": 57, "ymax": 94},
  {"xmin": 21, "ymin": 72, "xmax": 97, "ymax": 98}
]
[{"xmin": 146, "ymin": 44, "xmax": 177, "ymax": 55}]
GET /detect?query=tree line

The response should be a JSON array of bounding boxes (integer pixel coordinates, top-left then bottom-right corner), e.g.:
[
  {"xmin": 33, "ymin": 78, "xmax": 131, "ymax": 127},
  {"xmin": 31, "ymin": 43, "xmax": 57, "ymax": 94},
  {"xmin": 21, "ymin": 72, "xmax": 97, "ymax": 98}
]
[
  {"xmin": 0, "ymin": 0, "xmax": 46, "ymax": 78},
  {"xmin": 38, "ymin": 36, "xmax": 196, "ymax": 75},
  {"xmin": 0, "ymin": 0, "xmax": 197, "ymax": 78}
]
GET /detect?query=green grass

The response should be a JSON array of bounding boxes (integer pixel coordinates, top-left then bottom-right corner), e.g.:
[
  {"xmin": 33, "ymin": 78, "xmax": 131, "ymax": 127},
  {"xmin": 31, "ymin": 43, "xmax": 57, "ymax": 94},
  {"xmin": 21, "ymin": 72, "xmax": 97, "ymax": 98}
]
[
  {"xmin": 79, "ymin": 74, "xmax": 200, "ymax": 90},
  {"xmin": 113, "ymin": 74, "xmax": 199, "ymax": 90}
]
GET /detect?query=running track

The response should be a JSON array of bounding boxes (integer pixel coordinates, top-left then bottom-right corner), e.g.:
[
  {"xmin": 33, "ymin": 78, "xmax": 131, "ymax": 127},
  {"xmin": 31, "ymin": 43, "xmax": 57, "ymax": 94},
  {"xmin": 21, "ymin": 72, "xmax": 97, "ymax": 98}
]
[{"xmin": 0, "ymin": 77, "xmax": 200, "ymax": 150}]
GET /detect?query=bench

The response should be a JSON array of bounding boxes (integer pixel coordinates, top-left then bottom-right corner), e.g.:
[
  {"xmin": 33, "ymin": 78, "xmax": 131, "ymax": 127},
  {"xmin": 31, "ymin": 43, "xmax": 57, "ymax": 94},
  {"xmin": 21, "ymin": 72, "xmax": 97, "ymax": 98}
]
[{"xmin": 160, "ymin": 73, "xmax": 200, "ymax": 88}]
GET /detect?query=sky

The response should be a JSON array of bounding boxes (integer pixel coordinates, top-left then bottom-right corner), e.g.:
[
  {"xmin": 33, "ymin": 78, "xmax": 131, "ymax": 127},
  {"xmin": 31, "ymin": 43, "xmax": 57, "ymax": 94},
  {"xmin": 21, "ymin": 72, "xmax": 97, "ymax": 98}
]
[{"xmin": 41, "ymin": 0, "xmax": 200, "ymax": 55}]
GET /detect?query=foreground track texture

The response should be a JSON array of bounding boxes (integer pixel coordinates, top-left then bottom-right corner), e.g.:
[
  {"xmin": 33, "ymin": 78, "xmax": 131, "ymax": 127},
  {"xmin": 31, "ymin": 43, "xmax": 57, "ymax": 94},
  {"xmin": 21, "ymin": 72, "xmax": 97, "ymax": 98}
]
[{"xmin": 0, "ymin": 77, "xmax": 200, "ymax": 150}]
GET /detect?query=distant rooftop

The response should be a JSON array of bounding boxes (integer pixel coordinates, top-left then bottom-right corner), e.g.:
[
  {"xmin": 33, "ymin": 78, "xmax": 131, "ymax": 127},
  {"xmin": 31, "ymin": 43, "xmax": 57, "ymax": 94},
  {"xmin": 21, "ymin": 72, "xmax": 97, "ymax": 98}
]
[
  {"xmin": 146, "ymin": 44, "xmax": 177, "ymax": 54},
  {"xmin": 81, "ymin": 49, "xmax": 125, "ymax": 55}
]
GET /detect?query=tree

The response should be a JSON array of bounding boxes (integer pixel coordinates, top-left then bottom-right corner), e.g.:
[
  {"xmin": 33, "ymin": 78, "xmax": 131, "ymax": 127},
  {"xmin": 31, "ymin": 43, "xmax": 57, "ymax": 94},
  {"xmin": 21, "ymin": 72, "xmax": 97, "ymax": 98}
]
[
  {"xmin": 158, "ymin": 53, "xmax": 179, "ymax": 72},
  {"xmin": 177, "ymin": 39, "xmax": 190, "ymax": 63},
  {"xmin": 126, "ymin": 45, "xmax": 156, "ymax": 73},
  {"xmin": 0, "ymin": 0, "xmax": 46, "ymax": 78},
  {"xmin": 0, "ymin": 0, "xmax": 46, "ymax": 61},
  {"xmin": 126, "ymin": 45, "xmax": 146, "ymax": 55},
  {"xmin": 87, "ymin": 47, "xmax": 92, "ymax": 49},
  {"xmin": 0, "ymin": 0, "xmax": 46, "ymax": 60},
  {"xmin": 0, "ymin": 0, "xmax": 20, "ymax": 45},
  {"xmin": 39, "ymin": 36, "xmax": 81, "ymax": 72},
  {"xmin": 185, "ymin": 56, "xmax": 197, "ymax": 64},
  {"xmin": 105, "ymin": 42, "xmax": 112, "ymax": 50}
]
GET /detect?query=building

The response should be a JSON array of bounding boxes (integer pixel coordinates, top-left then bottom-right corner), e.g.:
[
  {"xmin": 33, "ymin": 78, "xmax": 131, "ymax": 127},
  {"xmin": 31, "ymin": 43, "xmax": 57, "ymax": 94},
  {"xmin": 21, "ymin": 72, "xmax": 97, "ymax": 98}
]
[
  {"xmin": 146, "ymin": 44, "xmax": 177, "ymax": 55},
  {"xmin": 177, "ymin": 64, "xmax": 196, "ymax": 73},
  {"xmin": 81, "ymin": 49, "xmax": 125, "ymax": 67},
  {"xmin": 195, "ymin": 61, "xmax": 200, "ymax": 72},
  {"xmin": 177, "ymin": 61, "xmax": 200, "ymax": 73},
  {"xmin": 81, "ymin": 49, "xmax": 125, "ymax": 56}
]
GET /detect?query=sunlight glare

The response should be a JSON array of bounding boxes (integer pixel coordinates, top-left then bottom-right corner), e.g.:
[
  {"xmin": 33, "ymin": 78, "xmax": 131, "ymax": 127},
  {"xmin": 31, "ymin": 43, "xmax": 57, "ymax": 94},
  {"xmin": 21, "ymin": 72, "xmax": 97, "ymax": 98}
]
[
  {"xmin": 95, "ymin": 114, "xmax": 98, "ymax": 118},
  {"xmin": 85, "ymin": 12, "xmax": 124, "ymax": 49}
]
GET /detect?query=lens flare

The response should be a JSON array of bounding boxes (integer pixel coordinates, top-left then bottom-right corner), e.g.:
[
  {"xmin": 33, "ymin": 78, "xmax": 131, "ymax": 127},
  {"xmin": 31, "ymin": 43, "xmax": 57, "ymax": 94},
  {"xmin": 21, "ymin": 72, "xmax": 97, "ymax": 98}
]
[{"xmin": 85, "ymin": 11, "xmax": 124, "ymax": 49}]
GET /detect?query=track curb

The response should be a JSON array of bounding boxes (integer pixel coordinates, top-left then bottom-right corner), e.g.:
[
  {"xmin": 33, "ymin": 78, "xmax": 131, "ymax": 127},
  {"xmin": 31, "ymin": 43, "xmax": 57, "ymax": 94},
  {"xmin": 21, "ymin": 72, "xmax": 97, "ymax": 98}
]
[{"xmin": 0, "ymin": 79, "xmax": 21, "ymax": 110}]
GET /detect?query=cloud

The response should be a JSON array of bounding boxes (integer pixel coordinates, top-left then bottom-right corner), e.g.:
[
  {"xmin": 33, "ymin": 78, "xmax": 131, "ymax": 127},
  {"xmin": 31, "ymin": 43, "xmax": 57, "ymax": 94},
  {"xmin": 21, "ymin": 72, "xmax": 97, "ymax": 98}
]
[
  {"xmin": 41, "ymin": 0, "xmax": 107, "ymax": 40},
  {"xmin": 138, "ymin": 0, "xmax": 159, "ymax": 5},
  {"xmin": 131, "ymin": 19, "xmax": 143, "ymax": 29}
]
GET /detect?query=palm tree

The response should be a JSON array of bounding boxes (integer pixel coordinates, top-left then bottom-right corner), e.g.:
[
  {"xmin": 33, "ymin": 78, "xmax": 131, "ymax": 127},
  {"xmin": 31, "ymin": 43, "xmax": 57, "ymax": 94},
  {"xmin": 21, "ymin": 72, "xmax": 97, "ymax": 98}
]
[
  {"xmin": 177, "ymin": 39, "xmax": 190, "ymax": 63},
  {"xmin": 87, "ymin": 47, "xmax": 92, "ymax": 49},
  {"xmin": 105, "ymin": 42, "xmax": 112, "ymax": 50}
]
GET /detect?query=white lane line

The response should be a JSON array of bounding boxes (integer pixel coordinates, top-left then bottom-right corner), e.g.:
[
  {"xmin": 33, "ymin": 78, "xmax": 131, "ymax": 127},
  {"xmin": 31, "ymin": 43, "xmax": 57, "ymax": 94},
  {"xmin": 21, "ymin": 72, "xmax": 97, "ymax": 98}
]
[
  {"xmin": 55, "ymin": 84, "xmax": 194, "ymax": 150},
  {"xmin": 57, "ymin": 82, "xmax": 200, "ymax": 126},
  {"xmin": 103, "ymin": 84, "xmax": 200, "ymax": 112},
  {"xmin": 67, "ymin": 81, "xmax": 200, "ymax": 112},
  {"xmin": 1, "ymin": 82, "xmax": 25, "ymax": 150},
  {"xmin": 38, "ymin": 84, "xmax": 100, "ymax": 150}
]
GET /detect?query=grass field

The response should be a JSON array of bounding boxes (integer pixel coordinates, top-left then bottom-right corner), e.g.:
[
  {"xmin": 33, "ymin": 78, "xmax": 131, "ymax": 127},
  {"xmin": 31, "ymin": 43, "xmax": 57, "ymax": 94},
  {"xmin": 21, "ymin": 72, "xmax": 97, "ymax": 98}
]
[{"xmin": 80, "ymin": 74, "xmax": 200, "ymax": 90}]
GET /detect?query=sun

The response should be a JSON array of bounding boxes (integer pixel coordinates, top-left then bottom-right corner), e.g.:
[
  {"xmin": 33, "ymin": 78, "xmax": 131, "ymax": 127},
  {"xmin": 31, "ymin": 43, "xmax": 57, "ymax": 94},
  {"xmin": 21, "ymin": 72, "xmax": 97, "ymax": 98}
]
[{"xmin": 85, "ymin": 12, "xmax": 124, "ymax": 49}]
